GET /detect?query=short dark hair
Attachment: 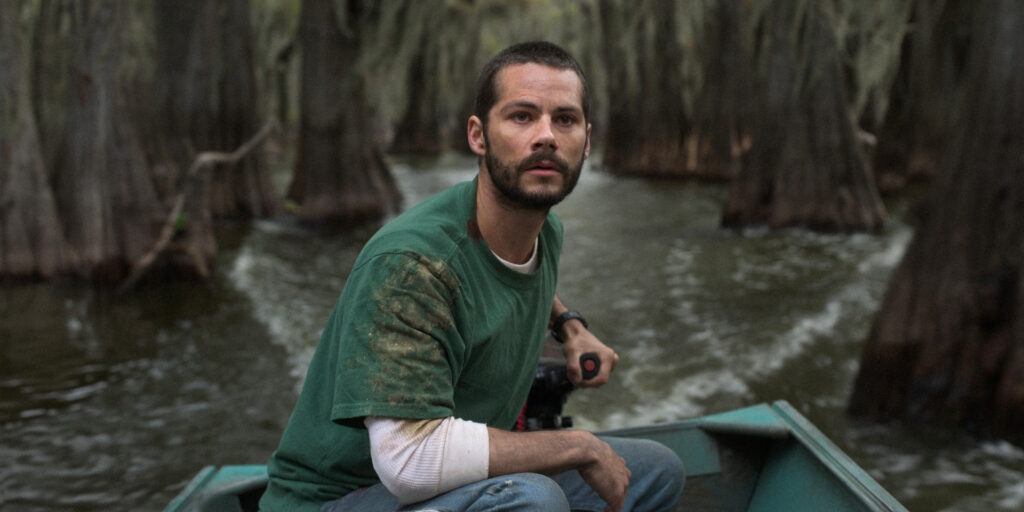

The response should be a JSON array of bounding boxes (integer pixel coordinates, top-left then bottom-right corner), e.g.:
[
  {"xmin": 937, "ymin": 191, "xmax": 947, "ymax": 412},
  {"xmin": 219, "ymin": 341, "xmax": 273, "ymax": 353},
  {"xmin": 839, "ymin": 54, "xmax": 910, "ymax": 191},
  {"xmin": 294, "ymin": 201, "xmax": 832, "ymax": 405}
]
[{"xmin": 473, "ymin": 41, "xmax": 590, "ymax": 128}]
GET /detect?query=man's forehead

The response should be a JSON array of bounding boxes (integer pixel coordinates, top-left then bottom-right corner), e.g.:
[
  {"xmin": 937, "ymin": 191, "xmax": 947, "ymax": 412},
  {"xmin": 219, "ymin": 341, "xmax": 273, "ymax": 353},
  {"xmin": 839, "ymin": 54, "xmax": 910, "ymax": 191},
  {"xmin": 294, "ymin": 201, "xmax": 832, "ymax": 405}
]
[{"xmin": 494, "ymin": 63, "xmax": 584, "ymax": 108}]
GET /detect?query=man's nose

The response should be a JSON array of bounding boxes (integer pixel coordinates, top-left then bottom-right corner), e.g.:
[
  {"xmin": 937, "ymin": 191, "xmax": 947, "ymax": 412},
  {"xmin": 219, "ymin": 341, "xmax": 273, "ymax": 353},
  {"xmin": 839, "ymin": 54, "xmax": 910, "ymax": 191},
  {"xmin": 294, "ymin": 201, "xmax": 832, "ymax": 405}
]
[{"xmin": 531, "ymin": 117, "xmax": 557, "ymax": 151}]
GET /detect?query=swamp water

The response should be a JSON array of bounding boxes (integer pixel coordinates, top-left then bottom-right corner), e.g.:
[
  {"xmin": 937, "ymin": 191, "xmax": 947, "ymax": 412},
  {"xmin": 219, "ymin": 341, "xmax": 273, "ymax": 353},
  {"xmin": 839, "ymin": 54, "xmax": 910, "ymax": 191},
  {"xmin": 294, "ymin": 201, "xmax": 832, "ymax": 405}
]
[{"xmin": 2, "ymin": 154, "xmax": 1023, "ymax": 511}]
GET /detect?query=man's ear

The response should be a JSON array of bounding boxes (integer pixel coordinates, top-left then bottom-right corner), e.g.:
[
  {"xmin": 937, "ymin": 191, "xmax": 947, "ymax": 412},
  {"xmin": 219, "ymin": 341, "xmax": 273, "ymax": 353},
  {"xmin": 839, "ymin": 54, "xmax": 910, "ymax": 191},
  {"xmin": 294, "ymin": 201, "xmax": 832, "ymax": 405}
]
[
  {"xmin": 467, "ymin": 115, "xmax": 487, "ymax": 156},
  {"xmin": 584, "ymin": 123, "xmax": 592, "ymax": 159}
]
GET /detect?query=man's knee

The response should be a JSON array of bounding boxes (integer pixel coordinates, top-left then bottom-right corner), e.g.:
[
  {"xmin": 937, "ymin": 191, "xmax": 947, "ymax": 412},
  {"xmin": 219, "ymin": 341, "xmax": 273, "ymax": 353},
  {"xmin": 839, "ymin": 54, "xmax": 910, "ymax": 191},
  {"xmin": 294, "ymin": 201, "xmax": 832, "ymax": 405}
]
[
  {"xmin": 630, "ymin": 440, "xmax": 688, "ymax": 507},
  {"xmin": 647, "ymin": 439, "xmax": 686, "ymax": 486},
  {"xmin": 482, "ymin": 473, "xmax": 571, "ymax": 511}
]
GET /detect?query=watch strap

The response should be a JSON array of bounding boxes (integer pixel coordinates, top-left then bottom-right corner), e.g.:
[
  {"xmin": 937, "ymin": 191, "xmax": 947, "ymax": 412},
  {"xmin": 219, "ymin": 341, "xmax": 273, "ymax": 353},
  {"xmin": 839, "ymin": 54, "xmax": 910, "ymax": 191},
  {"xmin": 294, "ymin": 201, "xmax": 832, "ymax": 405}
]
[{"xmin": 551, "ymin": 310, "xmax": 588, "ymax": 343}]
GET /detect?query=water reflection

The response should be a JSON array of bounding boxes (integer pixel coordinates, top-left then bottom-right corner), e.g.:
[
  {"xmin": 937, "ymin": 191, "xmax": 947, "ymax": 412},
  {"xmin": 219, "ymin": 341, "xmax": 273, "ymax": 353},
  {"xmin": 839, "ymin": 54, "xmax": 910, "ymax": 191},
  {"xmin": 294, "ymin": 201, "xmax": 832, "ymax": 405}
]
[{"xmin": 1, "ymin": 153, "xmax": 1023, "ymax": 511}]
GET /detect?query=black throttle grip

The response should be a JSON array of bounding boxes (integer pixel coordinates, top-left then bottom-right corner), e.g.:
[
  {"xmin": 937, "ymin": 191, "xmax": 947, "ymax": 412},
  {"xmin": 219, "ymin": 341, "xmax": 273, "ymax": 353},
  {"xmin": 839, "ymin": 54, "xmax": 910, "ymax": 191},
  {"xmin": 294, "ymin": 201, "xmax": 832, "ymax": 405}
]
[{"xmin": 580, "ymin": 353, "xmax": 601, "ymax": 380}]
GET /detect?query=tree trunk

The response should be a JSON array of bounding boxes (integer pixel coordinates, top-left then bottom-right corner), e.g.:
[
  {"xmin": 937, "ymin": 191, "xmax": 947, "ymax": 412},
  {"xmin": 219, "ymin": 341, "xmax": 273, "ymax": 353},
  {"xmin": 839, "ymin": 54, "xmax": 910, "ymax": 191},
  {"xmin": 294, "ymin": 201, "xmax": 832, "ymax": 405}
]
[
  {"xmin": 0, "ymin": 0, "xmax": 74, "ymax": 279},
  {"xmin": 389, "ymin": 27, "xmax": 445, "ymax": 155},
  {"xmin": 289, "ymin": 0, "xmax": 401, "ymax": 225},
  {"xmin": 54, "ymin": 0, "xmax": 207, "ymax": 282},
  {"xmin": 721, "ymin": 0, "xmax": 886, "ymax": 232},
  {"xmin": 382, "ymin": 1, "xmax": 447, "ymax": 156},
  {"xmin": 445, "ymin": 6, "xmax": 486, "ymax": 155},
  {"xmin": 872, "ymin": 0, "xmax": 973, "ymax": 191},
  {"xmin": 359, "ymin": 0, "xmax": 482, "ymax": 156},
  {"xmin": 153, "ymin": 0, "xmax": 277, "ymax": 218},
  {"xmin": 31, "ymin": 0, "xmax": 73, "ymax": 179},
  {"xmin": 849, "ymin": 0, "xmax": 1024, "ymax": 445},
  {"xmin": 598, "ymin": 0, "xmax": 694, "ymax": 177},
  {"xmin": 691, "ymin": 0, "xmax": 754, "ymax": 180}
]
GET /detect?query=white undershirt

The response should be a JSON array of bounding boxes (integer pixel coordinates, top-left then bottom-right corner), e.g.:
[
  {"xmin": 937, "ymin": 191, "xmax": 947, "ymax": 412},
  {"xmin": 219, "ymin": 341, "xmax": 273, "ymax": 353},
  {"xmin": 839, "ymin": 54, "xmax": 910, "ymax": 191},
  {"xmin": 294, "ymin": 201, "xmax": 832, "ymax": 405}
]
[
  {"xmin": 366, "ymin": 416, "xmax": 489, "ymax": 504},
  {"xmin": 364, "ymin": 238, "xmax": 539, "ymax": 503},
  {"xmin": 491, "ymin": 238, "xmax": 539, "ymax": 274}
]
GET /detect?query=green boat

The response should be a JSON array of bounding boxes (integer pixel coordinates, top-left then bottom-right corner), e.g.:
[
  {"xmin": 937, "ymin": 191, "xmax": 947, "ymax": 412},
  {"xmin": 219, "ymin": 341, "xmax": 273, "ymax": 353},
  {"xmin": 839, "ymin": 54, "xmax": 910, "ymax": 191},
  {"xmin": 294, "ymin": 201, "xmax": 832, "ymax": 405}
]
[{"xmin": 165, "ymin": 400, "xmax": 907, "ymax": 512}]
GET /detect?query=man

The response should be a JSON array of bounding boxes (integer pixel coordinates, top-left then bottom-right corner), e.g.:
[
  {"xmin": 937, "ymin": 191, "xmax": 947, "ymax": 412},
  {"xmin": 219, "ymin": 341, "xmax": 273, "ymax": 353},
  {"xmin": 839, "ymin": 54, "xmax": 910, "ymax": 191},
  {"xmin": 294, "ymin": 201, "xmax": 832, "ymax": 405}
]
[{"xmin": 260, "ymin": 41, "xmax": 684, "ymax": 512}]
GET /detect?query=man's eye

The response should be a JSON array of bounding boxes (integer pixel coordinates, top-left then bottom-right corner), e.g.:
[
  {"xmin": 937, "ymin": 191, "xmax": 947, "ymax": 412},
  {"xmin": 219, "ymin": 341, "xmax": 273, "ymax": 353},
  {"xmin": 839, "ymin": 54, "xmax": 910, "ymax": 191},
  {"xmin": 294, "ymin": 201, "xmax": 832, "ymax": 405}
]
[
  {"xmin": 556, "ymin": 115, "xmax": 577, "ymax": 126},
  {"xmin": 511, "ymin": 112, "xmax": 531, "ymax": 122}
]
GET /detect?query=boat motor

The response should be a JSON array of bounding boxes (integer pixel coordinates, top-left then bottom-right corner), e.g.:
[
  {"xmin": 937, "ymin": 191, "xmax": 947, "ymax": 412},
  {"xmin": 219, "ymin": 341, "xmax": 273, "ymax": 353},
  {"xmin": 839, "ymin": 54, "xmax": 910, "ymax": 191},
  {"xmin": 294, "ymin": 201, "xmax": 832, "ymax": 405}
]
[{"xmin": 519, "ymin": 353, "xmax": 600, "ymax": 431}]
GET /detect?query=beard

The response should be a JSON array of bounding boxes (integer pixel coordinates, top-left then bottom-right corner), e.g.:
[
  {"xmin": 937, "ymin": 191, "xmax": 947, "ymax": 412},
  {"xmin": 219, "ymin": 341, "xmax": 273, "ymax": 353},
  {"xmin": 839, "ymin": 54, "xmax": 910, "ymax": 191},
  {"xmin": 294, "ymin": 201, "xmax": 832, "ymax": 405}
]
[{"xmin": 484, "ymin": 139, "xmax": 585, "ymax": 211}]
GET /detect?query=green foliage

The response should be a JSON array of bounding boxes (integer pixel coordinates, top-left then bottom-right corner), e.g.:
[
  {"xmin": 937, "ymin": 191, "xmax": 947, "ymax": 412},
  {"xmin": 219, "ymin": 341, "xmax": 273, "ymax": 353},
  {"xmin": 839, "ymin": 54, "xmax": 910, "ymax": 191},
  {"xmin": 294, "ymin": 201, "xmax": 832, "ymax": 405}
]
[{"xmin": 174, "ymin": 212, "xmax": 189, "ymax": 232}]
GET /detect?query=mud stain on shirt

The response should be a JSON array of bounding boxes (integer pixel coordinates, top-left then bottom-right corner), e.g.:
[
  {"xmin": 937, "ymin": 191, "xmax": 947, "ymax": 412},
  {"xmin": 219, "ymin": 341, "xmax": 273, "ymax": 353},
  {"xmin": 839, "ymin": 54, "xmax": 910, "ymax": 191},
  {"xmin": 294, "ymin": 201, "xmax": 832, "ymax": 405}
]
[{"xmin": 364, "ymin": 253, "xmax": 461, "ymax": 410}]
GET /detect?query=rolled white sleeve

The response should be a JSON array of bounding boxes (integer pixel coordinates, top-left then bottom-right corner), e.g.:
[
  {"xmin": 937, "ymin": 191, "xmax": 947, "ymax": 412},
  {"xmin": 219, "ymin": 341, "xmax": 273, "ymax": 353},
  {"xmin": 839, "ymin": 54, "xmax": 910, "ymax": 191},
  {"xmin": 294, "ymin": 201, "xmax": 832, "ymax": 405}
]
[{"xmin": 365, "ymin": 416, "xmax": 489, "ymax": 504}]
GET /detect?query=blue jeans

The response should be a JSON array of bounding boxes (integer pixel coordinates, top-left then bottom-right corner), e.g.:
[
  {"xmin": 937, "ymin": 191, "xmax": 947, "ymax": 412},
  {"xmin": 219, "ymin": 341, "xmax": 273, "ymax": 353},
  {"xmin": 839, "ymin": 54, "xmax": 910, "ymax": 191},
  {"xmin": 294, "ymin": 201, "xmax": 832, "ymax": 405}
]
[{"xmin": 321, "ymin": 436, "xmax": 685, "ymax": 512}]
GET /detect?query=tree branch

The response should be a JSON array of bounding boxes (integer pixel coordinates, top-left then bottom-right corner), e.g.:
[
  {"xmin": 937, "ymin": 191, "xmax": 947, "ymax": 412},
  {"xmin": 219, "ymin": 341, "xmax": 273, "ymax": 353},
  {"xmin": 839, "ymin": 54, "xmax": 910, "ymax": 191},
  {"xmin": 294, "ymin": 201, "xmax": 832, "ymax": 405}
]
[{"xmin": 117, "ymin": 120, "xmax": 278, "ymax": 294}]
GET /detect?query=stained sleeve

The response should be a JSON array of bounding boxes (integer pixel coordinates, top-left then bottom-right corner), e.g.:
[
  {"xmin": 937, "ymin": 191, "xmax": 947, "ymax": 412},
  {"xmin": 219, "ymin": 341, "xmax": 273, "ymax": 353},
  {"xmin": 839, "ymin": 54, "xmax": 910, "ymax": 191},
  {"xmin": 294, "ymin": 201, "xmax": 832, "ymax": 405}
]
[{"xmin": 330, "ymin": 252, "xmax": 465, "ymax": 424}]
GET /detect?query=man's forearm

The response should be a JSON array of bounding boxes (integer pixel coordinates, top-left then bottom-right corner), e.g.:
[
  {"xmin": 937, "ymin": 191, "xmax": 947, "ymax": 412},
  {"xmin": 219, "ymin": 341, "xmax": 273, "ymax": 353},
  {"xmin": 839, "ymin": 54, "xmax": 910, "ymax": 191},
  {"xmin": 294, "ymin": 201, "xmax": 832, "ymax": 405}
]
[
  {"xmin": 487, "ymin": 426, "xmax": 597, "ymax": 477},
  {"xmin": 550, "ymin": 294, "xmax": 569, "ymax": 327},
  {"xmin": 487, "ymin": 426, "xmax": 632, "ymax": 511}
]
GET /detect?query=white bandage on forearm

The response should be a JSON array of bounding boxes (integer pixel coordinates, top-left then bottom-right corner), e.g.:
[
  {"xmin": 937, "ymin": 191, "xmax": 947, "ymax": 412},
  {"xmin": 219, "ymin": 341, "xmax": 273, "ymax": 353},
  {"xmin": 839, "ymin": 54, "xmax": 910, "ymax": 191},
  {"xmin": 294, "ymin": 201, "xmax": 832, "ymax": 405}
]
[{"xmin": 365, "ymin": 416, "xmax": 489, "ymax": 504}]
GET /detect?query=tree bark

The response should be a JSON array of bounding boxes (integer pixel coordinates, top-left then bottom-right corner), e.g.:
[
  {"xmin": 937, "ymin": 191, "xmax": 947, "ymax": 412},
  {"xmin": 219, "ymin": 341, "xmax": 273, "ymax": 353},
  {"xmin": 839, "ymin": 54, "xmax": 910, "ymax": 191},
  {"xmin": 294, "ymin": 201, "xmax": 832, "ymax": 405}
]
[
  {"xmin": 849, "ymin": 0, "xmax": 1024, "ymax": 445},
  {"xmin": 598, "ymin": 0, "xmax": 695, "ymax": 177},
  {"xmin": 358, "ymin": 0, "xmax": 484, "ymax": 156},
  {"xmin": 871, "ymin": 0, "xmax": 973, "ymax": 191},
  {"xmin": 289, "ymin": 0, "xmax": 401, "ymax": 225},
  {"xmin": 721, "ymin": 0, "xmax": 886, "ymax": 232},
  {"xmin": 444, "ymin": 5, "xmax": 486, "ymax": 155},
  {"xmin": 691, "ymin": 0, "xmax": 754, "ymax": 180},
  {"xmin": 0, "ymin": 0, "xmax": 74, "ymax": 279},
  {"xmin": 53, "ymin": 0, "xmax": 207, "ymax": 282},
  {"xmin": 31, "ymin": 0, "xmax": 73, "ymax": 179},
  {"xmin": 152, "ymin": 0, "xmax": 277, "ymax": 219},
  {"xmin": 378, "ymin": 1, "xmax": 448, "ymax": 156},
  {"xmin": 389, "ymin": 24, "xmax": 445, "ymax": 155}
]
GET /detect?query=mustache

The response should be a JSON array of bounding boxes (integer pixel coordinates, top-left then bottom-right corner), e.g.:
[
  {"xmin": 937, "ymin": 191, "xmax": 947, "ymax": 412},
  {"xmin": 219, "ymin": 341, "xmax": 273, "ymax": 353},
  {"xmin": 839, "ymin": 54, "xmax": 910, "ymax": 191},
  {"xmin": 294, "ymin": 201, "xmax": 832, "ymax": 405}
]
[{"xmin": 517, "ymin": 151, "xmax": 569, "ymax": 174}]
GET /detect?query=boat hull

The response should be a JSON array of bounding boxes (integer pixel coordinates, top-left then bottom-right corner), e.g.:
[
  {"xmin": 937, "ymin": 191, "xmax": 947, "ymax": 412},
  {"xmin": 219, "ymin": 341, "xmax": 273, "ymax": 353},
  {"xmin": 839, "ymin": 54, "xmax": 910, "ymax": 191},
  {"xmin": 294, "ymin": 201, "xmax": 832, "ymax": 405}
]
[{"xmin": 165, "ymin": 400, "xmax": 906, "ymax": 512}]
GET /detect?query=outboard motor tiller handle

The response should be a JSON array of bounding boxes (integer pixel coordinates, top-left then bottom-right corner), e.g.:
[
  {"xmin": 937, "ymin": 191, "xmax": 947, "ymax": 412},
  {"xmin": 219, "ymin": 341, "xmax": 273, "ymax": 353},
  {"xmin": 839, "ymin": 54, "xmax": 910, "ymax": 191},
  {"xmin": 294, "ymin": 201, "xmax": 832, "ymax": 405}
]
[{"xmin": 580, "ymin": 353, "xmax": 600, "ymax": 380}]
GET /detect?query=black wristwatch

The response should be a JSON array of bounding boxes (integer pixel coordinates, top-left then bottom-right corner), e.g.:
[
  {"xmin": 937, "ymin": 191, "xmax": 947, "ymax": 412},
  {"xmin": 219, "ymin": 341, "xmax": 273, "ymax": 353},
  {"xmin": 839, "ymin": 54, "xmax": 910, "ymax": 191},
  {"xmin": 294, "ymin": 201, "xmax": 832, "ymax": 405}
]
[{"xmin": 551, "ymin": 310, "xmax": 588, "ymax": 343}]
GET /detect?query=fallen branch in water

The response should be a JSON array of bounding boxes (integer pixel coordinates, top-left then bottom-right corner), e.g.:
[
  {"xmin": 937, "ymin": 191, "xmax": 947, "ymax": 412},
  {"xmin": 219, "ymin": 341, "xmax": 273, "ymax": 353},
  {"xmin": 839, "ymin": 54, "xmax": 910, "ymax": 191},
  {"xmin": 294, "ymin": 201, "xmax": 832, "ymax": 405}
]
[{"xmin": 117, "ymin": 120, "xmax": 278, "ymax": 294}]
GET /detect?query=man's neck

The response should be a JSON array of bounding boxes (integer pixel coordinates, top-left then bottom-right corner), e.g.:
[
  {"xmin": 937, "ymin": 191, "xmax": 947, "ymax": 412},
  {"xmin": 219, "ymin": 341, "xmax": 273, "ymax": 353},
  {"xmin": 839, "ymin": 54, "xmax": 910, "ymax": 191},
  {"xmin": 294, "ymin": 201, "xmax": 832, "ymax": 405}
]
[{"xmin": 475, "ymin": 171, "xmax": 548, "ymax": 264}]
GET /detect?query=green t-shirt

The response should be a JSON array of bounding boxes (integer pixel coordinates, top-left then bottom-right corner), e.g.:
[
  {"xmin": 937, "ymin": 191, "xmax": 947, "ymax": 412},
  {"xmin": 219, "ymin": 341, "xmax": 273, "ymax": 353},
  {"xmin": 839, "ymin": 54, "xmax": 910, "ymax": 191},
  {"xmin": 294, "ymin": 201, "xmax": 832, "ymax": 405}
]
[{"xmin": 259, "ymin": 179, "xmax": 563, "ymax": 512}]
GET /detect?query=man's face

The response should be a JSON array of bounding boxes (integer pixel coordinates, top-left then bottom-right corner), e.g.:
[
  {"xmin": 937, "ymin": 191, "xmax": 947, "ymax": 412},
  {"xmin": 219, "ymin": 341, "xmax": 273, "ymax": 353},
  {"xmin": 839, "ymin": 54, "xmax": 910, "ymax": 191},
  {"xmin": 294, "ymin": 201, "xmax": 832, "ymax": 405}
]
[{"xmin": 477, "ymin": 63, "xmax": 591, "ymax": 211}]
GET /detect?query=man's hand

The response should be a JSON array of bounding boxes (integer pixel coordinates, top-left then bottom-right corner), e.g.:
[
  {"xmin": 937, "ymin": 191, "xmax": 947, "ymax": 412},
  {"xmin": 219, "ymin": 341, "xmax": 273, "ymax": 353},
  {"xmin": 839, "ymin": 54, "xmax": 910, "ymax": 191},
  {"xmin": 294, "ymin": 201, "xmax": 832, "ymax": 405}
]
[
  {"xmin": 550, "ymin": 295, "xmax": 618, "ymax": 387},
  {"xmin": 562, "ymin": 325, "xmax": 618, "ymax": 387},
  {"xmin": 488, "ymin": 428, "xmax": 631, "ymax": 512},
  {"xmin": 578, "ymin": 434, "xmax": 632, "ymax": 512}
]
